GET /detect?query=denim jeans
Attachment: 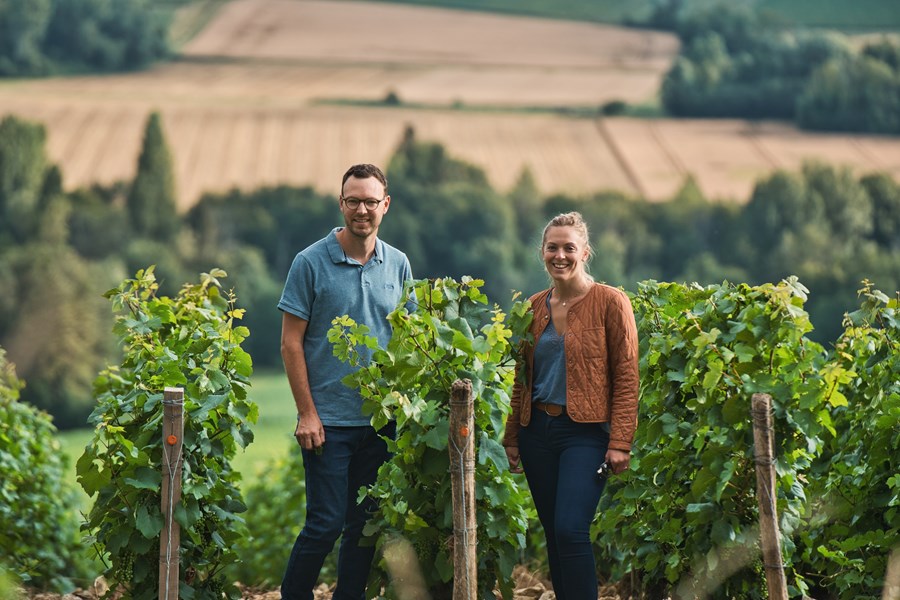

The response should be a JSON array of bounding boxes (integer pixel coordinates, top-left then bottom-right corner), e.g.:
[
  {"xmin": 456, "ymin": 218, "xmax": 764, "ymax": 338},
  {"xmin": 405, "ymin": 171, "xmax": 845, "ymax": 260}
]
[
  {"xmin": 281, "ymin": 422, "xmax": 395, "ymax": 600},
  {"xmin": 518, "ymin": 410, "xmax": 610, "ymax": 600}
]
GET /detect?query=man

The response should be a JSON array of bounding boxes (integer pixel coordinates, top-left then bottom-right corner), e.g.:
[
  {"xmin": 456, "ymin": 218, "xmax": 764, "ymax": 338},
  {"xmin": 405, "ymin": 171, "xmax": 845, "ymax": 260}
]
[{"xmin": 278, "ymin": 163, "xmax": 412, "ymax": 599}]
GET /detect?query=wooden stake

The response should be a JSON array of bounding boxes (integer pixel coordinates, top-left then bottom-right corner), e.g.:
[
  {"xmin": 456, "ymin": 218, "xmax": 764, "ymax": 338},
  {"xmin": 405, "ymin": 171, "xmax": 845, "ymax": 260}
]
[
  {"xmin": 449, "ymin": 379, "xmax": 476, "ymax": 599},
  {"xmin": 751, "ymin": 393, "xmax": 788, "ymax": 600},
  {"xmin": 160, "ymin": 387, "xmax": 184, "ymax": 600}
]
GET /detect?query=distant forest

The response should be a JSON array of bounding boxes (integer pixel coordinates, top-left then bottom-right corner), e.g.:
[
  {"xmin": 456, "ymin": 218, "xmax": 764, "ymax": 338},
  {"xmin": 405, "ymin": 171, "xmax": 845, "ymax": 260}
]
[
  {"xmin": 1, "ymin": 114, "xmax": 898, "ymax": 428},
  {"xmin": 0, "ymin": 0, "xmax": 183, "ymax": 76},
  {"xmin": 653, "ymin": 2, "xmax": 900, "ymax": 134}
]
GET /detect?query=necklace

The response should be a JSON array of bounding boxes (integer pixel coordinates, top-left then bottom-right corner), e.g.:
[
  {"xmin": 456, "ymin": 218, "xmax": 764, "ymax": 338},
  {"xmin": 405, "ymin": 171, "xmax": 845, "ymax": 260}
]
[{"xmin": 557, "ymin": 282, "xmax": 589, "ymax": 307}]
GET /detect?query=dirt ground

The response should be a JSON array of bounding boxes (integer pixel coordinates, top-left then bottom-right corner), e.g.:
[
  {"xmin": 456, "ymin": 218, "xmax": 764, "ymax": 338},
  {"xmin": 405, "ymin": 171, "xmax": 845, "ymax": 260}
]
[{"xmin": 24, "ymin": 567, "xmax": 630, "ymax": 600}]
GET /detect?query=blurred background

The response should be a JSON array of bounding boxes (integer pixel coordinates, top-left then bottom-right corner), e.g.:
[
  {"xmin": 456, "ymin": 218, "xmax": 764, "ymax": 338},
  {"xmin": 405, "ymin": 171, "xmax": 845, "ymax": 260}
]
[{"xmin": 0, "ymin": 0, "xmax": 899, "ymax": 453}]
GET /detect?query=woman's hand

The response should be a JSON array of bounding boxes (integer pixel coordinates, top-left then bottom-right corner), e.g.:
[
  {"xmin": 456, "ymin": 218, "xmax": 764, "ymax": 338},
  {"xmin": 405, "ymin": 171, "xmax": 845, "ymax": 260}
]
[
  {"xmin": 605, "ymin": 448, "xmax": 630, "ymax": 475},
  {"xmin": 506, "ymin": 446, "xmax": 523, "ymax": 474}
]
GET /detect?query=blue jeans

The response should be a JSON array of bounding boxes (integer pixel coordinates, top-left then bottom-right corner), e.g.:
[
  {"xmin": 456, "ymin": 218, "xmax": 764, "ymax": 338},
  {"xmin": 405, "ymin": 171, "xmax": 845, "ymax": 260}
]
[
  {"xmin": 281, "ymin": 422, "xmax": 395, "ymax": 600},
  {"xmin": 518, "ymin": 411, "xmax": 610, "ymax": 600}
]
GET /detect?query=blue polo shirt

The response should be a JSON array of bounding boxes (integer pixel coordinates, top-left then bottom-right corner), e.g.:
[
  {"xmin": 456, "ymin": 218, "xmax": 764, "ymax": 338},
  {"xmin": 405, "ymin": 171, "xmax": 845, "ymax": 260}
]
[{"xmin": 278, "ymin": 227, "xmax": 413, "ymax": 426}]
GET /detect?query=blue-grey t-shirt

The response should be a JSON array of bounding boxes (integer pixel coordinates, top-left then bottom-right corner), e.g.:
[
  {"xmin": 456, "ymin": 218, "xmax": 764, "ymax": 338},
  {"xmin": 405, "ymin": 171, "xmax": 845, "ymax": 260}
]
[
  {"xmin": 277, "ymin": 227, "xmax": 413, "ymax": 426},
  {"xmin": 532, "ymin": 296, "xmax": 567, "ymax": 406}
]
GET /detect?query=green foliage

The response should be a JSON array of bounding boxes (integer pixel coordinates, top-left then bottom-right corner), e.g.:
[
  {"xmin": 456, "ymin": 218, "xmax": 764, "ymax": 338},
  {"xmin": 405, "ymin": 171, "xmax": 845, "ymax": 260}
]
[
  {"xmin": 655, "ymin": 1, "xmax": 900, "ymax": 133},
  {"xmin": 43, "ymin": 0, "xmax": 170, "ymax": 72},
  {"xmin": 186, "ymin": 184, "xmax": 330, "ymax": 365},
  {"xmin": 0, "ymin": 0, "xmax": 170, "ymax": 77},
  {"xmin": 328, "ymin": 277, "xmax": 533, "ymax": 598},
  {"xmin": 66, "ymin": 182, "xmax": 131, "ymax": 260},
  {"xmin": 187, "ymin": 184, "xmax": 334, "ymax": 278},
  {"xmin": 78, "ymin": 267, "xmax": 257, "ymax": 600},
  {"xmin": 798, "ymin": 282, "xmax": 900, "ymax": 598},
  {"xmin": 225, "ymin": 451, "xmax": 305, "ymax": 587},
  {"xmin": 0, "ymin": 568, "xmax": 18, "ymax": 600},
  {"xmin": 382, "ymin": 127, "xmax": 526, "ymax": 303},
  {"xmin": 0, "ymin": 0, "xmax": 52, "ymax": 76},
  {"xmin": 739, "ymin": 163, "xmax": 900, "ymax": 343},
  {"xmin": 797, "ymin": 39, "xmax": 900, "ymax": 134},
  {"xmin": 350, "ymin": 0, "xmax": 653, "ymax": 24},
  {"xmin": 661, "ymin": 5, "xmax": 849, "ymax": 119},
  {"xmin": 226, "ymin": 449, "xmax": 338, "ymax": 587},
  {"xmin": 757, "ymin": 0, "xmax": 900, "ymax": 29},
  {"xmin": 0, "ymin": 116, "xmax": 49, "ymax": 246},
  {"xmin": 596, "ymin": 278, "xmax": 831, "ymax": 597},
  {"xmin": 0, "ymin": 347, "xmax": 90, "ymax": 591},
  {"xmin": 128, "ymin": 112, "xmax": 178, "ymax": 241},
  {"xmin": 0, "ymin": 197, "xmax": 114, "ymax": 429},
  {"xmin": 861, "ymin": 172, "xmax": 900, "ymax": 250}
]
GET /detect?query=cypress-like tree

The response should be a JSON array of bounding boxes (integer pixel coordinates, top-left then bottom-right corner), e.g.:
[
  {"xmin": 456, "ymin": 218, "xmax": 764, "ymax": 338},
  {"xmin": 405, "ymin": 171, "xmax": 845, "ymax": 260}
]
[
  {"xmin": 127, "ymin": 112, "xmax": 178, "ymax": 240},
  {"xmin": 0, "ymin": 116, "xmax": 48, "ymax": 246}
]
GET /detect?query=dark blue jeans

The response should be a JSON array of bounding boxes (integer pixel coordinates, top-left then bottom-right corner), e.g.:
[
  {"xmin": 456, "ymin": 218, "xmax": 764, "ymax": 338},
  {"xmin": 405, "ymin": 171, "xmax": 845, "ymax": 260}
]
[
  {"xmin": 518, "ymin": 410, "xmax": 610, "ymax": 600},
  {"xmin": 281, "ymin": 422, "xmax": 395, "ymax": 600}
]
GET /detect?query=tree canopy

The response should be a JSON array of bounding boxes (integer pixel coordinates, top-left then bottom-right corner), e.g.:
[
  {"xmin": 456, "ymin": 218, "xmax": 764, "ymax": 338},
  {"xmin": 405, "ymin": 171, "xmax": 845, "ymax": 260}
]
[
  {"xmin": 0, "ymin": 0, "xmax": 171, "ymax": 77},
  {"xmin": 1, "ymin": 116, "xmax": 899, "ymax": 427}
]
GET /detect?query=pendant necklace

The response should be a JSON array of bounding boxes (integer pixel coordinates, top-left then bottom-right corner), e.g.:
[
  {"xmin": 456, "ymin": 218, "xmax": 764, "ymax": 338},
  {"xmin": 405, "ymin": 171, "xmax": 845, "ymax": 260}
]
[{"xmin": 559, "ymin": 282, "xmax": 588, "ymax": 307}]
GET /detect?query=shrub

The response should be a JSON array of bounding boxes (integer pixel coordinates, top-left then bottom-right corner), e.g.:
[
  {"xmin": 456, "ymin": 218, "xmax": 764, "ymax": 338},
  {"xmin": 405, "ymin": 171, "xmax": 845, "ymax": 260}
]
[
  {"xmin": 329, "ymin": 277, "xmax": 533, "ymax": 599},
  {"xmin": 596, "ymin": 278, "xmax": 833, "ymax": 597},
  {"xmin": 226, "ymin": 450, "xmax": 336, "ymax": 587},
  {"xmin": 798, "ymin": 282, "xmax": 900, "ymax": 598},
  {"xmin": 0, "ymin": 347, "xmax": 89, "ymax": 591},
  {"xmin": 77, "ymin": 267, "xmax": 256, "ymax": 600}
]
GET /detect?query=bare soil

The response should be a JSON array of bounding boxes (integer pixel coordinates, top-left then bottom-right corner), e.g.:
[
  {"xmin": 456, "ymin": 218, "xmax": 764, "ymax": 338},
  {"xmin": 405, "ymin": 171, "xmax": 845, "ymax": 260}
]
[{"xmin": 24, "ymin": 567, "xmax": 632, "ymax": 600}]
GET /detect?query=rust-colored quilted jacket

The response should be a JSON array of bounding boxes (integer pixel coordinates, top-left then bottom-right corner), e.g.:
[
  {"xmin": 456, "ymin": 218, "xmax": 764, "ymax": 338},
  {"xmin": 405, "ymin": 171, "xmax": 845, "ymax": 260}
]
[{"xmin": 502, "ymin": 282, "xmax": 639, "ymax": 452}]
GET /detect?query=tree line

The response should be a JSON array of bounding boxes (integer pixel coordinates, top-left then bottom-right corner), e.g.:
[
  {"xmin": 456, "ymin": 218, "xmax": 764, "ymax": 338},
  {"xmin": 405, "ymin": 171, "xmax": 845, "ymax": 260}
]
[
  {"xmin": 0, "ymin": 114, "xmax": 899, "ymax": 428},
  {"xmin": 0, "ymin": 0, "xmax": 176, "ymax": 76},
  {"xmin": 647, "ymin": 1, "xmax": 900, "ymax": 133}
]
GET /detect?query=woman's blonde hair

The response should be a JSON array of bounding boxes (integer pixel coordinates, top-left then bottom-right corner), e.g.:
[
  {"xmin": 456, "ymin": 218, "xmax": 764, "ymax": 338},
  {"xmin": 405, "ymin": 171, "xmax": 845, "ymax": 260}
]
[{"xmin": 541, "ymin": 211, "xmax": 594, "ymax": 282}]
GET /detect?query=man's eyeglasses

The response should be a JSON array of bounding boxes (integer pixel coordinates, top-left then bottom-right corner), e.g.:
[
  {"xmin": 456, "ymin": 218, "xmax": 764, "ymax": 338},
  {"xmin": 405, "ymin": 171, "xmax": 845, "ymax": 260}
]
[{"xmin": 342, "ymin": 196, "xmax": 384, "ymax": 211}]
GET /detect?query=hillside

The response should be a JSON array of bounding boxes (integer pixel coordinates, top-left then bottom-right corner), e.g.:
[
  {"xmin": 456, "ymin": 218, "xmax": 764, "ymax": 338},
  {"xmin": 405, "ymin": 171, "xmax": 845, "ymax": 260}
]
[{"xmin": 0, "ymin": 0, "xmax": 898, "ymax": 206}]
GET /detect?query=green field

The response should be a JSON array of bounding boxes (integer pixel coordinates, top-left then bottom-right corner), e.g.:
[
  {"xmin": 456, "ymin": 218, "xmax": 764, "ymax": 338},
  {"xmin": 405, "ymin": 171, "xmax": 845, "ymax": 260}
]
[
  {"xmin": 368, "ymin": 0, "xmax": 900, "ymax": 30},
  {"xmin": 358, "ymin": 0, "xmax": 654, "ymax": 24},
  {"xmin": 59, "ymin": 371, "xmax": 296, "ymax": 511},
  {"xmin": 758, "ymin": 0, "xmax": 900, "ymax": 30}
]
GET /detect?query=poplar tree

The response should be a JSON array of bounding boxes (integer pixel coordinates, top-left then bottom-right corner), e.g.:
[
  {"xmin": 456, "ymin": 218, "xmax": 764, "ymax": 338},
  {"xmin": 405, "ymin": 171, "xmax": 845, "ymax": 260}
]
[
  {"xmin": 0, "ymin": 116, "xmax": 48, "ymax": 246},
  {"xmin": 127, "ymin": 112, "xmax": 178, "ymax": 240}
]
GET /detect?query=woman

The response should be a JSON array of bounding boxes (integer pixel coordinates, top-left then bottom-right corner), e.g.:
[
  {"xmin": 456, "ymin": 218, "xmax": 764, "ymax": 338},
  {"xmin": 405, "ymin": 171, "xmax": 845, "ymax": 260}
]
[{"xmin": 503, "ymin": 211, "xmax": 639, "ymax": 598}]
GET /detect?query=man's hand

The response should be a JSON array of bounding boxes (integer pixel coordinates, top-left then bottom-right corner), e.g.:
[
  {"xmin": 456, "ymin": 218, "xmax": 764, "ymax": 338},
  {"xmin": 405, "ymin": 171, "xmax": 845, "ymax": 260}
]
[
  {"xmin": 605, "ymin": 448, "xmax": 630, "ymax": 475},
  {"xmin": 294, "ymin": 412, "xmax": 325, "ymax": 451},
  {"xmin": 505, "ymin": 446, "xmax": 523, "ymax": 474}
]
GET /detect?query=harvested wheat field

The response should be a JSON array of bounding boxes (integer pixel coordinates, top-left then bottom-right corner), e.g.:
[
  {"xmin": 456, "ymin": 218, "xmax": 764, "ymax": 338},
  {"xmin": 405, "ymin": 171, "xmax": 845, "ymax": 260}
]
[{"xmin": 0, "ymin": 0, "xmax": 898, "ymax": 207}]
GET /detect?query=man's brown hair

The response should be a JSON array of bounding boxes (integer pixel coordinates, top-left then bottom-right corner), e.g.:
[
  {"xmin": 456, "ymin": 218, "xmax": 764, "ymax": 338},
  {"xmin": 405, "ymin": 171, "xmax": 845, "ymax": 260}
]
[{"xmin": 341, "ymin": 164, "xmax": 388, "ymax": 193}]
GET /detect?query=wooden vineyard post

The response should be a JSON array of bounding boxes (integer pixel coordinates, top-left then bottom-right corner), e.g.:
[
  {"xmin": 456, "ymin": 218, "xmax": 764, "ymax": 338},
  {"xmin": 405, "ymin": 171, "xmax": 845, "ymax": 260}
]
[
  {"xmin": 160, "ymin": 387, "xmax": 184, "ymax": 600},
  {"xmin": 449, "ymin": 379, "xmax": 477, "ymax": 599},
  {"xmin": 751, "ymin": 393, "xmax": 788, "ymax": 600}
]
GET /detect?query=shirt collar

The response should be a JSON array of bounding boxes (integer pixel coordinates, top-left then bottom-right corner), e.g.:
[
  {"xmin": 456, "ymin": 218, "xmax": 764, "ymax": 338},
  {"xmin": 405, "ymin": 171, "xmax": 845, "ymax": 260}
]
[{"xmin": 326, "ymin": 227, "xmax": 383, "ymax": 264}]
